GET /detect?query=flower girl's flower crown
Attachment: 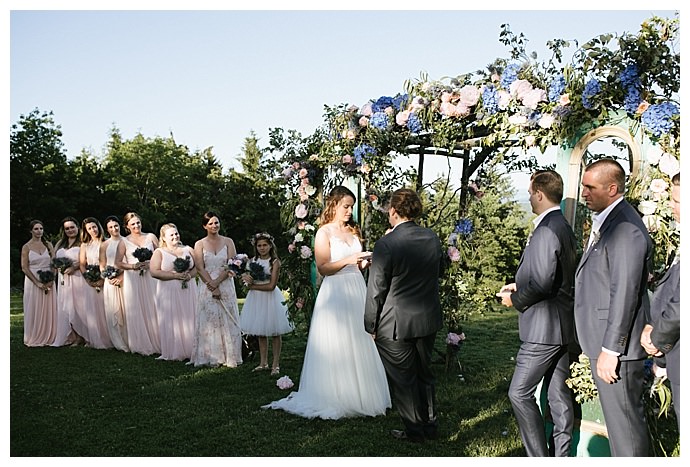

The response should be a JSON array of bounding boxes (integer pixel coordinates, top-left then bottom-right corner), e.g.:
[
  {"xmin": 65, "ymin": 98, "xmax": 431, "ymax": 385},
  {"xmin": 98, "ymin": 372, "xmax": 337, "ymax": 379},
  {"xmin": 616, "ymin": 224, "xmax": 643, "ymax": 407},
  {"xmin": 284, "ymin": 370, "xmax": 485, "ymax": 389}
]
[{"xmin": 251, "ymin": 232, "xmax": 274, "ymax": 246}]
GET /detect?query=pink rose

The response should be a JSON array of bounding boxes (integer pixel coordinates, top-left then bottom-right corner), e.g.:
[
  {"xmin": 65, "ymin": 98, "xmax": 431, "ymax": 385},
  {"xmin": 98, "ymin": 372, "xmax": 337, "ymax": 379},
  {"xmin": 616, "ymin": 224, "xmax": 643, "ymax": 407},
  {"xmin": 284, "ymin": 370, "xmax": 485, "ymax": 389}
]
[
  {"xmin": 296, "ymin": 297, "xmax": 305, "ymax": 309},
  {"xmin": 510, "ymin": 79, "xmax": 533, "ymax": 100},
  {"xmin": 491, "ymin": 73, "xmax": 500, "ymax": 82},
  {"xmin": 447, "ymin": 246, "xmax": 461, "ymax": 262},
  {"xmin": 342, "ymin": 154, "xmax": 353, "ymax": 164},
  {"xmin": 396, "ymin": 110, "xmax": 410, "ymax": 126},
  {"xmin": 292, "ymin": 162, "xmax": 301, "ymax": 170},
  {"xmin": 288, "ymin": 243, "xmax": 296, "ymax": 253},
  {"xmin": 497, "ymin": 90, "xmax": 511, "ymax": 109},
  {"xmin": 358, "ymin": 116, "xmax": 369, "ymax": 127},
  {"xmin": 459, "ymin": 85, "xmax": 480, "ymax": 107},
  {"xmin": 559, "ymin": 94, "xmax": 570, "ymax": 106},
  {"xmin": 294, "ymin": 204, "xmax": 308, "ymax": 219},
  {"xmin": 298, "ymin": 168, "xmax": 308, "ymax": 179},
  {"xmin": 441, "ymin": 91, "xmax": 453, "ymax": 103},
  {"xmin": 454, "ymin": 103, "xmax": 470, "ymax": 118},
  {"xmin": 522, "ymin": 88, "xmax": 546, "ymax": 109},
  {"xmin": 636, "ymin": 101, "xmax": 650, "ymax": 115},
  {"xmin": 440, "ymin": 102, "xmax": 456, "ymax": 117},
  {"xmin": 360, "ymin": 101, "xmax": 373, "ymax": 117},
  {"xmin": 300, "ymin": 245, "xmax": 312, "ymax": 259}
]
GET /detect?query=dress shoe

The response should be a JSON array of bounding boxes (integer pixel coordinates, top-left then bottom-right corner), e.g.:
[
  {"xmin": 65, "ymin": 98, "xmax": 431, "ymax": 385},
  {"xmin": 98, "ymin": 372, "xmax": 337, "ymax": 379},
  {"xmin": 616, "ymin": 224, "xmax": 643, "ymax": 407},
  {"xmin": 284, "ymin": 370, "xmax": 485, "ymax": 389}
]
[{"xmin": 390, "ymin": 429, "xmax": 424, "ymax": 443}]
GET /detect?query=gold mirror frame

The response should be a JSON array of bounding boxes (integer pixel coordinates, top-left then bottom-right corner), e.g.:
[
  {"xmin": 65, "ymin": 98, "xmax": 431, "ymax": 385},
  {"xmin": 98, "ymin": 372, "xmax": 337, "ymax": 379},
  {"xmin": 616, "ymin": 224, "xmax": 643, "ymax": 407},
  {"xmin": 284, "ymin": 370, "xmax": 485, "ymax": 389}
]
[{"xmin": 563, "ymin": 125, "xmax": 642, "ymax": 225}]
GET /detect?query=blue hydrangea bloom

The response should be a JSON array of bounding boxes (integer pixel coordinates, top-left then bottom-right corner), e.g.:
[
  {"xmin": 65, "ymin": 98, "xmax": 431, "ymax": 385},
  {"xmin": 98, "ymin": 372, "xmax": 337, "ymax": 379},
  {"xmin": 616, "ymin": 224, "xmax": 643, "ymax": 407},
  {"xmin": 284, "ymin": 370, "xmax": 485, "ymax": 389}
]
[
  {"xmin": 582, "ymin": 79, "xmax": 601, "ymax": 110},
  {"xmin": 392, "ymin": 94, "xmax": 409, "ymax": 111},
  {"xmin": 482, "ymin": 85, "xmax": 499, "ymax": 115},
  {"xmin": 354, "ymin": 144, "xmax": 377, "ymax": 164},
  {"xmin": 500, "ymin": 63, "xmax": 520, "ymax": 89},
  {"xmin": 370, "ymin": 112, "xmax": 390, "ymax": 130},
  {"xmin": 642, "ymin": 101, "xmax": 679, "ymax": 137},
  {"xmin": 454, "ymin": 218, "xmax": 474, "ymax": 235},
  {"xmin": 619, "ymin": 63, "xmax": 640, "ymax": 89},
  {"xmin": 372, "ymin": 96, "xmax": 395, "ymax": 113},
  {"xmin": 548, "ymin": 73, "xmax": 566, "ymax": 102},
  {"xmin": 624, "ymin": 85, "xmax": 642, "ymax": 115},
  {"xmin": 407, "ymin": 112, "xmax": 422, "ymax": 133}
]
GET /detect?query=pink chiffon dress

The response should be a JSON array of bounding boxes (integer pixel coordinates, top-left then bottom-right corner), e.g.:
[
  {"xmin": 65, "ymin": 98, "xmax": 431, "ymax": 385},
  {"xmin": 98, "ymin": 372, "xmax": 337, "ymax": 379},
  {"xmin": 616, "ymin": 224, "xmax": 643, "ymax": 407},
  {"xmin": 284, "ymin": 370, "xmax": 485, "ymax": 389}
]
[
  {"xmin": 76, "ymin": 241, "xmax": 113, "ymax": 349},
  {"xmin": 154, "ymin": 247, "xmax": 197, "ymax": 361},
  {"xmin": 51, "ymin": 246, "xmax": 81, "ymax": 347},
  {"xmin": 103, "ymin": 239, "xmax": 129, "ymax": 351},
  {"xmin": 23, "ymin": 248, "xmax": 57, "ymax": 346},
  {"xmin": 121, "ymin": 237, "xmax": 161, "ymax": 355}
]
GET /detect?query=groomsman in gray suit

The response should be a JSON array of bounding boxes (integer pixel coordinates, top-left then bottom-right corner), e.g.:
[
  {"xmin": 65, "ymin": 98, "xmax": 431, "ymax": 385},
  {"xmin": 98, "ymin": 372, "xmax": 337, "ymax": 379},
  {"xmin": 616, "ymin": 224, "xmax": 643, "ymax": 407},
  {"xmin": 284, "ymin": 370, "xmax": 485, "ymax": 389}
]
[
  {"xmin": 574, "ymin": 159, "xmax": 652, "ymax": 456},
  {"xmin": 641, "ymin": 172, "xmax": 680, "ymax": 429},
  {"xmin": 364, "ymin": 188, "xmax": 444, "ymax": 443},
  {"xmin": 497, "ymin": 170, "xmax": 577, "ymax": 456}
]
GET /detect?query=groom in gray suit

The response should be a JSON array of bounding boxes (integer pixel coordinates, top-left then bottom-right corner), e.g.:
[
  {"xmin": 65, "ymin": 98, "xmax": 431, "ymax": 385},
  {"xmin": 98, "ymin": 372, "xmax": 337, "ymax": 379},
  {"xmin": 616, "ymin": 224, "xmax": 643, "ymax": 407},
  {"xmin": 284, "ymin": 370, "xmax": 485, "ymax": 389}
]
[
  {"xmin": 498, "ymin": 170, "xmax": 577, "ymax": 456},
  {"xmin": 575, "ymin": 159, "xmax": 652, "ymax": 456},
  {"xmin": 364, "ymin": 188, "xmax": 444, "ymax": 443}
]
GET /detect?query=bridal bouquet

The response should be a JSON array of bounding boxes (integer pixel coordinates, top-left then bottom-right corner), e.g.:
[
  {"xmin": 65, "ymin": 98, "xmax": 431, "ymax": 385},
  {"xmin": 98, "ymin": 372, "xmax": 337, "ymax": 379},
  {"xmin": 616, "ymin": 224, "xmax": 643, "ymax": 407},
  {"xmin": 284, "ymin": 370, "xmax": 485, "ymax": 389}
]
[
  {"xmin": 84, "ymin": 264, "xmax": 102, "ymax": 292},
  {"xmin": 173, "ymin": 255, "xmax": 192, "ymax": 289},
  {"xmin": 37, "ymin": 269, "xmax": 55, "ymax": 294},
  {"xmin": 101, "ymin": 265, "xmax": 121, "ymax": 287},
  {"xmin": 226, "ymin": 253, "xmax": 249, "ymax": 276},
  {"xmin": 132, "ymin": 247, "xmax": 153, "ymax": 275}
]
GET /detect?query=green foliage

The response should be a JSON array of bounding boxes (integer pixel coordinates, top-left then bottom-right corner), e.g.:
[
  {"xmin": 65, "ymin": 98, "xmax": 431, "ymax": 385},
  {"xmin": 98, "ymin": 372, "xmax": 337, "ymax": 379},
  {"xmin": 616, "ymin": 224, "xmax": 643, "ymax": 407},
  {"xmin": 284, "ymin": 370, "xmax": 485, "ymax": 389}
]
[
  {"xmin": 10, "ymin": 108, "xmax": 74, "ymax": 284},
  {"xmin": 434, "ymin": 166, "xmax": 527, "ymax": 329}
]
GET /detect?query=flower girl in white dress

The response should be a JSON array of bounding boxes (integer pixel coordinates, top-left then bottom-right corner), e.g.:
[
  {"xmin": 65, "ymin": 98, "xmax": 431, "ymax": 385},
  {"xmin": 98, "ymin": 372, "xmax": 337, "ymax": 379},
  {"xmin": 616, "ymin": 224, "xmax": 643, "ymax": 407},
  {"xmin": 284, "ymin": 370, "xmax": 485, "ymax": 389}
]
[{"xmin": 240, "ymin": 232, "xmax": 293, "ymax": 376}]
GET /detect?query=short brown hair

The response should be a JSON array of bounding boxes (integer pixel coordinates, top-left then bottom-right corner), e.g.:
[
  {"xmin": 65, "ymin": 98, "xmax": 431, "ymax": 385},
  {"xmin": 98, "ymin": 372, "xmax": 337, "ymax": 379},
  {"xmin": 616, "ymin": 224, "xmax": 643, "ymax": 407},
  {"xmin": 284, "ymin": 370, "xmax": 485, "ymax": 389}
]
[{"xmin": 390, "ymin": 188, "xmax": 423, "ymax": 220}]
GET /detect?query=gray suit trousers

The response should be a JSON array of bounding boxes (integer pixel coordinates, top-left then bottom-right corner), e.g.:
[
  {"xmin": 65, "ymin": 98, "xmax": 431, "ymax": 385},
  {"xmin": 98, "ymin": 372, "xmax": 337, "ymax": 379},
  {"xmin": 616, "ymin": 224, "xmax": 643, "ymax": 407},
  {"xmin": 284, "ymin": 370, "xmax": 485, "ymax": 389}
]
[{"xmin": 508, "ymin": 342, "xmax": 573, "ymax": 456}]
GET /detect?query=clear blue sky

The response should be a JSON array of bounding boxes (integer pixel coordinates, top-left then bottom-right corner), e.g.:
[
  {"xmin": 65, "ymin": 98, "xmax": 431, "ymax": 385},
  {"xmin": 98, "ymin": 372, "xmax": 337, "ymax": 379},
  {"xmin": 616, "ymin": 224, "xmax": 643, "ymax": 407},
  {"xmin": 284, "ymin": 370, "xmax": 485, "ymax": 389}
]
[{"xmin": 7, "ymin": 3, "xmax": 679, "ymax": 191}]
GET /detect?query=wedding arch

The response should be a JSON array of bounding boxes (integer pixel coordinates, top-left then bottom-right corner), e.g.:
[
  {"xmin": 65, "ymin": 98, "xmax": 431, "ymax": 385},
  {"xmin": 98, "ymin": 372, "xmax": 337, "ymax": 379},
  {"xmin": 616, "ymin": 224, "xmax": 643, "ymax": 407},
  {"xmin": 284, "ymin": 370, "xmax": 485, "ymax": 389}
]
[{"xmin": 275, "ymin": 15, "xmax": 680, "ymax": 325}]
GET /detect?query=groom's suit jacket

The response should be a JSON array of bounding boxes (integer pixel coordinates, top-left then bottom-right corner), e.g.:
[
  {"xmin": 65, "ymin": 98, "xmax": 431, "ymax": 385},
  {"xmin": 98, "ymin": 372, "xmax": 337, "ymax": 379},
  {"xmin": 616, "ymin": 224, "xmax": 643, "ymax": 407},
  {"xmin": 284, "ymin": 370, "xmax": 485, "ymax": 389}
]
[
  {"xmin": 364, "ymin": 221, "xmax": 443, "ymax": 339},
  {"xmin": 574, "ymin": 199, "xmax": 652, "ymax": 361},
  {"xmin": 511, "ymin": 210, "xmax": 577, "ymax": 345}
]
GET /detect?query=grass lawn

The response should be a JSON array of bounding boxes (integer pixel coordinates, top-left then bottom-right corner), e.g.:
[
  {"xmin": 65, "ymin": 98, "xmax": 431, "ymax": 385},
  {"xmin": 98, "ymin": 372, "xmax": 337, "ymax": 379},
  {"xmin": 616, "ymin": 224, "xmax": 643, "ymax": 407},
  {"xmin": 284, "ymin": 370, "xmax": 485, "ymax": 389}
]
[{"xmin": 9, "ymin": 292, "xmax": 679, "ymax": 456}]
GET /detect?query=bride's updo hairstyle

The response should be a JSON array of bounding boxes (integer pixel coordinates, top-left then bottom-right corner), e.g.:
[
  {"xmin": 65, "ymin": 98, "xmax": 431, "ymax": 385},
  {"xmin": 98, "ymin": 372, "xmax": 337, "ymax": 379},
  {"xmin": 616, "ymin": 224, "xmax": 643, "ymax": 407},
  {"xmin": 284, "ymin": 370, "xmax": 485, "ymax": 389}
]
[
  {"xmin": 319, "ymin": 186, "xmax": 362, "ymax": 241},
  {"xmin": 389, "ymin": 188, "xmax": 423, "ymax": 220}
]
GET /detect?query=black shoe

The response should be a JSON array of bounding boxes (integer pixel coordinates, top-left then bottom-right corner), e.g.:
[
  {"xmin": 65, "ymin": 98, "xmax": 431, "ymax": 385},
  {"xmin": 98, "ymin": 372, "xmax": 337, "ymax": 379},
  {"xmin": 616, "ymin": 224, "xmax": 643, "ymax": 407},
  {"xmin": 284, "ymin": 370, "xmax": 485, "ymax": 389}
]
[{"xmin": 390, "ymin": 429, "xmax": 424, "ymax": 443}]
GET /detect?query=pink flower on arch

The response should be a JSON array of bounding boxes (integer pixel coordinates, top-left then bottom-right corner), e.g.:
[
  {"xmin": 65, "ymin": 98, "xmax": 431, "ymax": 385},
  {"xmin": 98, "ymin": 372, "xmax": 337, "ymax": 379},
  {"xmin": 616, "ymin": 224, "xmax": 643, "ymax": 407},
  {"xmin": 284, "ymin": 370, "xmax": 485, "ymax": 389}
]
[
  {"xmin": 396, "ymin": 110, "xmax": 410, "ymax": 126},
  {"xmin": 295, "ymin": 204, "xmax": 308, "ymax": 219},
  {"xmin": 287, "ymin": 243, "xmax": 296, "ymax": 253},
  {"xmin": 459, "ymin": 85, "xmax": 480, "ymax": 107},
  {"xmin": 447, "ymin": 246, "xmax": 461, "ymax": 262},
  {"xmin": 300, "ymin": 245, "xmax": 312, "ymax": 259},
  {"xmin": 342, "ymin": 154, "xmax": 353, "ymax": 164}
]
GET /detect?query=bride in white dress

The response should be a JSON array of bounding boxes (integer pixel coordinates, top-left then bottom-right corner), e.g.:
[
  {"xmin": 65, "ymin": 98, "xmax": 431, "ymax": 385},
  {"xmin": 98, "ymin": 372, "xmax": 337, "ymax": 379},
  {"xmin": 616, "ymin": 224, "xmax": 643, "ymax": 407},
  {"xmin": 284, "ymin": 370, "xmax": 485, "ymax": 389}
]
[{"xmin": 263, "ymin": 186, "xmax": 391, "ymax": 419}]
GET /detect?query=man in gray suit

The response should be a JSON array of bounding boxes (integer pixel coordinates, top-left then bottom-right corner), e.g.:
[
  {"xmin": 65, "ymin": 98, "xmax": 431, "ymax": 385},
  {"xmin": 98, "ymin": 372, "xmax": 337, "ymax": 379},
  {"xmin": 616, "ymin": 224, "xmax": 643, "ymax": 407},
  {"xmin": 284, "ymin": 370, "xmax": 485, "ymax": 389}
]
[
  {"xmin": 575, "ymin": 158, "xmax": 652, "ymax": 456},
  {"xmin": 364, "ymin": 188, "xmax": 444, "ymax": 443},
  {"xmin": 641, "ymin": 171, "xmax": 680, "ymax": 428},
  {"xmin": 497, "ymin": 170, "xmax": 577, "ymax": 456}
]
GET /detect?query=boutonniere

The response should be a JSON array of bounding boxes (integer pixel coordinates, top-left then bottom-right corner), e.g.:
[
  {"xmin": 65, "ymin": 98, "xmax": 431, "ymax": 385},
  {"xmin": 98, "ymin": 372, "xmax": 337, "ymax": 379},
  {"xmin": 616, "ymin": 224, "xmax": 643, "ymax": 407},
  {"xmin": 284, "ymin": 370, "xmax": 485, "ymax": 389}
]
[{"xmin": 590, "ymin": 230, "xmax": 601, "ymax": 249}]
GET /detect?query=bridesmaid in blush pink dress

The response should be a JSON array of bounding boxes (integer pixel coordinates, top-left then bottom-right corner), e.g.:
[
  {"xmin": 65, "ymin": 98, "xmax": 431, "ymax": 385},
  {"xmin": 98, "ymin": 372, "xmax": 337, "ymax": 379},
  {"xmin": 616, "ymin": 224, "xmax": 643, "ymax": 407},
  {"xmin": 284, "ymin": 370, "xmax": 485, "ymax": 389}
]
[
  {"xmin": 78, "ymin": 217, "xmax": 112, "ymax": 349},
  {"xmin": 99, "ymin": 215, "xmax": 129, "ymax": 351},
  {"xmin": 115, "ymin": 212, "xmax": 161, "ymax": 355},
  {"xmin": 150, "ymin": 223, "xmax": 197, "ymax": 361},
  {"xmin": 51, "ymin": 217, "xmax": 84, "ymax": 347},
  {"xmin": 20, "ymin": 220, "xmax": 57, "ymax": 347}
]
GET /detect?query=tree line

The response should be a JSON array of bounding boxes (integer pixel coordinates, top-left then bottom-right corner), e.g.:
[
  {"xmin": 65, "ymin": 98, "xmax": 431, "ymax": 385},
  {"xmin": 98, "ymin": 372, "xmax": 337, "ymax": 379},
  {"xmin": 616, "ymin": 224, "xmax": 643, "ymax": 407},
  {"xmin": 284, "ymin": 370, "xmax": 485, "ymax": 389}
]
[{"xmin": 10, "ymin": 108, "xmax": 288, "ymax": 289}]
